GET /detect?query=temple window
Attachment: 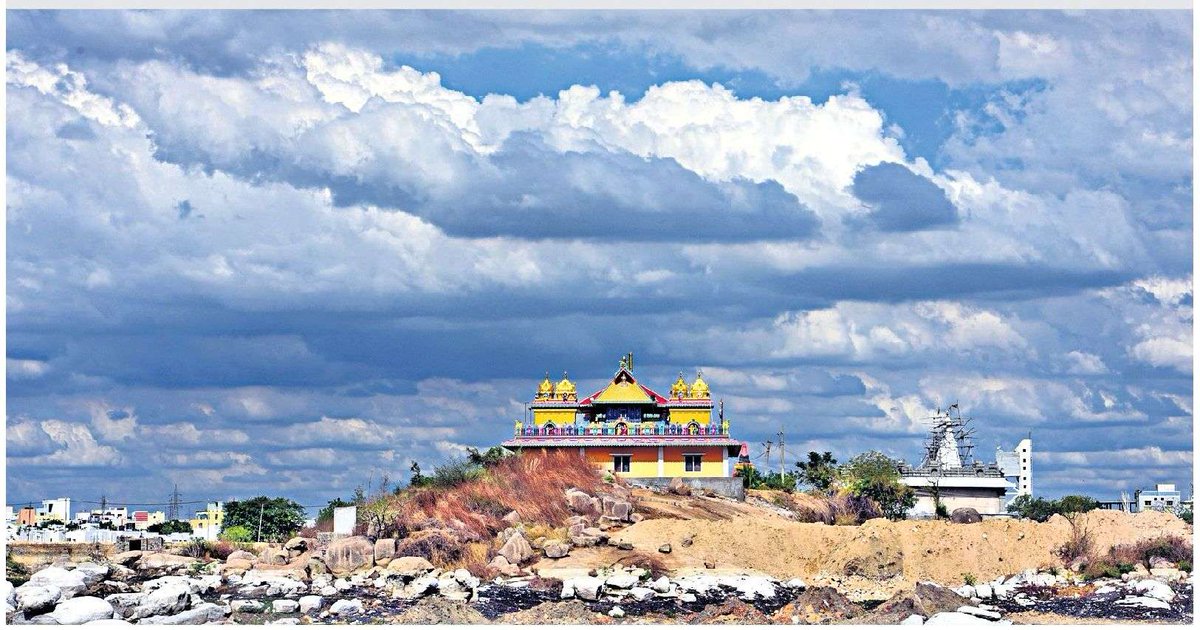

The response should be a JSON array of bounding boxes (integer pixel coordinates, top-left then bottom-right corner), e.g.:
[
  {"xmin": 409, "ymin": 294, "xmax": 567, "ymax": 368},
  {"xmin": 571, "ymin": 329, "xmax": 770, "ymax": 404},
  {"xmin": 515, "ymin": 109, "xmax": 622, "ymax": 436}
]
[
  {"xmin": 612, "ymin": 455, "xmax": 631, "ymax": 473},
  {"xmin": 685, "ymin": 454, "xmax": 703, "ymax": 472}
]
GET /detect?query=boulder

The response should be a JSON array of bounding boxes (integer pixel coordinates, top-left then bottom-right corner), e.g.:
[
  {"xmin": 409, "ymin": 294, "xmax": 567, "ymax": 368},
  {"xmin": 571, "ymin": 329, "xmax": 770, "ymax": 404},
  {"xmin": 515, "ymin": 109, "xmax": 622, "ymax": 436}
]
[
  {"xmin": 258, "ymin": 547, "xmax": 289, "ymax": 566},
  {"xmin": 228, "ymin": 550, "xmax": 257, "ymax": 563},
  {"xmin": 138, "ymin": 602, "xmax": 229, "ymax": 625},
  {"xmin": 324, "ymin": 536, "xmax": 375, "ymax": 576},
  {"xmin": 104, "ymin": 593, "xmax": 144, "ymax": 618},
  {"xmin": 949, "ymin": 508, "xmax": 982, "ymax": 524},
  {"xmin": 571, "ymin": 577, "xmax": 604, "ymax": 601},
  {"xmin": 668, "ymin": 477, "xmax": 692, "ymax": 496},
  {"xmin": 488, "ymin": 555, "xmax": 523, "ymax": 577},
  {"xmin": 502, "ymin": 511, "xmax": 521, "ymax": 526},
  {"xmin": 329, "ymin": 598, "xmax": 364, "ymax": 616},
  {"xmin": 604, "ymin": 499, "xmax": 633, "ymax": 521},
  {"xmin": 72, "ymin": 563, "xmax": 111, "ymax": 587},
  {"xmin": 4, "ymin": 580, "xmax": 15, "ymax": 607},
  {"xmin": 131, "ymin": 583, "xmax": 191, "ymax": 619},
  {"xmin": 29, "ymin": 566, "xmax": 88, "ymax": 598},
  {"xmin": 658, "ymin": 544, "xmax": 672, "ymax": 554},
  {"xmin": 863, "ymin": 582, "xmax": 971, "ymax": 624},
  {"xmin": 113, "ymin": 551, "xmax": 142, "ymax": 567},
  {"xmin": 136, "ymin": 553, "xmax": 195, "ymax": 571},
  {"xmin": 47, "ymin": 596, "xmax": 114, "ymax": 624},
  {"xmin": 649, "ymin": 576, "xmax": 672, "ymax": 593},
  {"xmin": 566, "ymin": 490, "xmax": 600, "ymax": 516},
  {"xmin": 605, "ymin": 572, "xmax": 639, "ymax": 589},
  {"xmin": 272, "ymin": 599, "xmax": 299, "ymax": 614},
  {"xmin": 397, "ymin": 574, "xmax": 439, "ymax": 599},
  {"xmin": 498, "ymin": 531, "xmax": 534, "ymax": 565},
  {"xmin": 15, "ymin": 584, "xmax": 63, "ymax": 613},
  {"xmin": 231, "ymin": 599, "xmax": 266, "ymax": 613},
  {"xmin": 543, "ymin": 541, "xmax": 570, "ymax": 559},
  {"xmin": 956, "ymin": 605, "xmax": 1002, "ymax": 621},
  {"xmin": 283, "ymin": 537, "xmax": 311, "ymax": 553},
  {"xmin": 374, "ymin": 538, "xmax": 397, "ymax": 564},
  {"xmin": 773, "ymin": 586, "xmax": 863, "ymax": 624},
  {"xmin": 298, "ymin": 595, "xmax": 324, "ymax": 614},
  {"xmin": 386, "ymin": 556, "xmax": 434, "ymax": 578},
  {"xmin": 1132, "ymin": 579, "xmax": 1175, "ymax": 602}
]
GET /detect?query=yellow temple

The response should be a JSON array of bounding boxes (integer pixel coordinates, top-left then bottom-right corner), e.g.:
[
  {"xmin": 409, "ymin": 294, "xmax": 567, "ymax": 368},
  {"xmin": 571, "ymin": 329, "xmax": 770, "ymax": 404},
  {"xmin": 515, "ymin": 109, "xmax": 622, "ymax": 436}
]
[{"xmin": 503, "ymin": 353, "xmax": 745, "ymax": 483}]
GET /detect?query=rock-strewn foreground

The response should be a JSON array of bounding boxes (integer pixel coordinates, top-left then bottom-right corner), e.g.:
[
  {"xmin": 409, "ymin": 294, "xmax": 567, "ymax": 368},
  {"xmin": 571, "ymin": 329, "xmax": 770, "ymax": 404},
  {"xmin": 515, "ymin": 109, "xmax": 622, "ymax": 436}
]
[{"xmin": 3, "ymin": 488, "xmax": 1192, "ymax": 625}]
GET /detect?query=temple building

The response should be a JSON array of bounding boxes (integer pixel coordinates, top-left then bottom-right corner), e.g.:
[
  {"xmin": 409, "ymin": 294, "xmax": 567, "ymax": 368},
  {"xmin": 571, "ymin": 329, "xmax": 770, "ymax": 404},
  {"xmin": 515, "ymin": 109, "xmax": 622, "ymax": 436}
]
[{"xmin": 502, "ymin": 354, "xmax": 745, "ymax": 497}]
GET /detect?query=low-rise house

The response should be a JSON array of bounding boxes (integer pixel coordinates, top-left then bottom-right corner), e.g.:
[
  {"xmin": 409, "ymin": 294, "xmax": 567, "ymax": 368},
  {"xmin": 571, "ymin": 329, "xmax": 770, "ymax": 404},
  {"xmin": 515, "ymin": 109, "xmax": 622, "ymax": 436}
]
[
  {"xmin": 189, "ymin": 502, "xmax": 224, "ymax": 540},
  {"xmin": 1135, "ymin": 483, "xmax": 1183, "ymax": 513},
  {"xmin": 131, "ymin": 510, "xmax": 166, "ymax": 530}
]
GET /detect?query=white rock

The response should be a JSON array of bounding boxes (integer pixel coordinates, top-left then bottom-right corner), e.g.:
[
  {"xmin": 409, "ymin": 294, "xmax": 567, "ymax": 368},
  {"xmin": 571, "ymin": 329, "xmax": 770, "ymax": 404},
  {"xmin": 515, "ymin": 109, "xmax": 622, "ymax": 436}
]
[
  {"xmin": 268, "ymin": 618, "xmax": 300, "ymax": 625},
  {"xmin": 954, "ymin": 585, "xmax": 976, "ymax": 598},
  {"xmin": 15, "ymin": 583, "xmax": 63, "ymax": 612},
  {"xmin": 329, "ymin": 598, "xmax": 363, "ymax": 615},
  {"xmin": 1133, "ymin": 579, "xmax": 1175, "ymax": 602},
  {"xmin": 132, "ymin": 583, "xmax": 192, "ymax": 619},
  {"xmin": 1115, "ymin": 595, "xmax": 1171, "ymax": 610},
  {"xmin": 136, "ymin": 602, "xmax": 229, "ymax": 625},
  {"xmin": 605, "ymin": 572, "xmax": 639, "ymax": 589},
  {"xmin": 84, "ymin": 619, "xmax": 134, "ymax": 626},
  {"xmin": 48, "ymin": 596, "xmax": 115, "ymax": 624},
  {"xmin": 230, "ymin": 599, "xmax": 266, "ymax": 613},
  {"xmin": 973, "ymin": 584, "xmax": 993, "ymax": 599},
  {"xmin": 608, "ymin": 605, "xmax": 625, "ymax": 618},
  {"xmin": 559, "ymin": 583, "xmax": 575, "ymax": 599},
  {"xmin": 927, "ymin": 611, "xmax": 998, "ymax": 625},
  {"xmin": 453, "ymin": 568, "xmax": 481, "ymax": 589},
  {"xmin": 332, "ymin": 578, "xmax": 352, "ymax": 591},
  {"xmin": 900, "ymin": 614, "xmax": 925, "ymax": 625},
  {"xmin": 680, "ymin": 593, "xmax": 697, "ymax": 603},
  {"xmin": 649, "ymin": 576, "xmax": 672, "ymax": 593},
  {"xmin": 784, "ymin": 578, "xmax": 806, "ymax": 589},
  {"xmin": 571, "ymin": 577, "xmax": 604, "ymax": 601},
  {"xmin": 272, "ymin": 599, "xmax": 299, "ymax": 613},
  {"xmin": 958, "ymin": 605, "xmax": 1002, "ymax": 620},
  {"xmin": 71, "ymin": 564, "xmax": 111, "ymax": 587},
  {"xmin": 630, "ymin": 587, "xmax": 655, "ymax": 601},
  {"xmin": 298, "ymin": 595, "xmax": 324, "ymax": 614},
  {"xmin": 318, "ymin": 585, "xmax": 338, "ymax": 597},
  {"xmin": 29, "ymin": 567, "xmax": 87, "ymax": 599},
  {"xmin": 992, "ymin": 584, "xmax": 1012, "ymax": 599},
  {"xmin": 3, "ymin": 580, "xmax": 14, "ymax": 607}
]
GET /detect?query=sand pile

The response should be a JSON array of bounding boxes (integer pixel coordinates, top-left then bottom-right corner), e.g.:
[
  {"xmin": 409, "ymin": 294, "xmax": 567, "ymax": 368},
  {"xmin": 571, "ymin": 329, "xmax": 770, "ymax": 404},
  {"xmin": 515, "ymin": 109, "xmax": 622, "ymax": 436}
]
[{"xmin": 602, "ymin": 508, "xmax": 1190, "ymax": 586}]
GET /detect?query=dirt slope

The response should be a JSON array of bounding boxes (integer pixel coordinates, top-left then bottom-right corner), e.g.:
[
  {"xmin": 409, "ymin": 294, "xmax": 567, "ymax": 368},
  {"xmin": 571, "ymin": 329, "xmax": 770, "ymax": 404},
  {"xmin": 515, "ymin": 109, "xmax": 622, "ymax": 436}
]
[{"xmin": 533, "ymin": 490, "xmax": 1190, "ymax": 596}]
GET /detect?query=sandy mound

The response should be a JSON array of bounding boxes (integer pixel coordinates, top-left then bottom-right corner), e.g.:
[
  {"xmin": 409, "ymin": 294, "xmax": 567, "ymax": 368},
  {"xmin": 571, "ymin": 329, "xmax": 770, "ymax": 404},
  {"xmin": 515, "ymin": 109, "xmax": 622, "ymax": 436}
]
[{"xmin": 562, "ymin": 505, "xmax": 1189, "ymax": 588}]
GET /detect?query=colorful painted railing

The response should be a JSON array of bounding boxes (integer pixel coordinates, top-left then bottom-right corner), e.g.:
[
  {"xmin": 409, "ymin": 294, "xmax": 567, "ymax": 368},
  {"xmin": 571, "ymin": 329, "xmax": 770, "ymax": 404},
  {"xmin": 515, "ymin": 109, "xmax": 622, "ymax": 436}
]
[{"xmin": 513, "ymin": 422, "xmax": 728, "ymax": 437}]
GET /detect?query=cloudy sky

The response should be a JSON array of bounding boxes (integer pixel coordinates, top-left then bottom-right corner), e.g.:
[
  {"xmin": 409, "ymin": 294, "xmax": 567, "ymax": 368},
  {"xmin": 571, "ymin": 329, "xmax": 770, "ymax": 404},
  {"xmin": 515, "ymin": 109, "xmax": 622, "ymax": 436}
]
[{"xmin": 6, "ymin": 10, "xmax": 1193, "ymax": 512}]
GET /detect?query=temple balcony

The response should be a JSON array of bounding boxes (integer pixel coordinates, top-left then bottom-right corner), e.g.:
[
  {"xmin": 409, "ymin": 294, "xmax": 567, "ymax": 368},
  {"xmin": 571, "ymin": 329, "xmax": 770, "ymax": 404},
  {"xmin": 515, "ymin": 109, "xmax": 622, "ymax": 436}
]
[{"xmin": 513, "ymin": 421, "xmax": 729, "ymax": 438}]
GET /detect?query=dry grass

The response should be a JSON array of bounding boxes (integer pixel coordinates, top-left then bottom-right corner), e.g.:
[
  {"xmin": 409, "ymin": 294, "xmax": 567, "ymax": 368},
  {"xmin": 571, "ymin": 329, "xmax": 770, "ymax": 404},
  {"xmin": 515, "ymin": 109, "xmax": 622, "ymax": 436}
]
[
  {"xmin": 769, "ymin": 491, "xmax": 881, "ymax": 525},
  {"xmin": 378, "ymin": 450, "xmax": 609, "ymax": 567},
  {"xmin": 611, "ymin": 551, "xmax": 669, "ymax": 579},
  {"xmin": 1108, "ymin": 535, "xmax": 1193, "ymax": 568}
]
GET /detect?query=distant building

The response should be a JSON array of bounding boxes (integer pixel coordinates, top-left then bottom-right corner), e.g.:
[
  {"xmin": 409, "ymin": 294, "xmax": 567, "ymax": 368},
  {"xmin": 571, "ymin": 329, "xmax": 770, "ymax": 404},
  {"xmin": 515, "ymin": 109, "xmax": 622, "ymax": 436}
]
[
  {"xmin": 17, "ymin": 507, "xmax": 39, "ymax": 526},
  {"xmin": 1135, "ymin": 483, "xmax": 1182, "ymax": 513},
  {"xmin": 5, "ymin": 506, "xmax": 14, "ymax": 523},
  {"xmin": 899, "ymin": 406, "xmax": 1023, "ymax": 517},
  {"xmin": 39, "ymin": 498, "xmax": 71, "ymax": 523},
  {"xmin": 83, "ymin": 507, "xmax": 129, "ymax": 528},
  {"xmin": 131, "ymin": 510, "xmax": 166, "ymax": 530},
  {"xmin": 995, "ymin": 437, "xmax": 1033, "ymax": 500},
  {"xmin": 189, "ymin": 502, "xmax": 224, "ymax": 540}
]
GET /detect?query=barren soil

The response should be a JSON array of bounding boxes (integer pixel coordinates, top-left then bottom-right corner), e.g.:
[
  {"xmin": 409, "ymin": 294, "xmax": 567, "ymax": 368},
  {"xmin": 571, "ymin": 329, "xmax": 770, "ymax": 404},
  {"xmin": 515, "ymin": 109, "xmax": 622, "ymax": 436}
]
[{"xmin": 533, "ymin": 489, "xmax": 1191, "ymax": 599}]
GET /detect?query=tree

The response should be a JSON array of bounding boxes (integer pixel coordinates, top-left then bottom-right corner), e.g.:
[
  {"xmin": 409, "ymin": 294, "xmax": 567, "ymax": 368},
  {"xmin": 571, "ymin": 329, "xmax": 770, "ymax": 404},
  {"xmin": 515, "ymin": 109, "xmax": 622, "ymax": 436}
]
[
  {"xmin": 740, "ymin": 466, "xmax": 798, "ymax": 491},
  {"xmin": 219, "ymin": 525, "xmax": 253, "ymax": 543},
  {"xmin": 1008, "ymin": 494, "xmax": 1099, "ymax": 522},
  {"xmin": 795, "ymin": 451, "xmax": 838, "ymax": 493},
  {"xmin": 317, "ymin": 498, "xmax": 354, "ymax": 524},
  {"xmin": 221, "ymin": 497, "xmax": 306, "ymax": 542},
  {"xmin": 467, "ymin": 446, "xmax": 512, "ymax": 467},
  {"xmin": 409, "ymin": 461, "xmax": 428, "ymax": 488},
  {"xmin": 148, "ymin": 519, "xmax": 193, "ymax": 535},
  {"xmin": 839, "ymin": 451, "xmax": 916, "ymax": 520}
]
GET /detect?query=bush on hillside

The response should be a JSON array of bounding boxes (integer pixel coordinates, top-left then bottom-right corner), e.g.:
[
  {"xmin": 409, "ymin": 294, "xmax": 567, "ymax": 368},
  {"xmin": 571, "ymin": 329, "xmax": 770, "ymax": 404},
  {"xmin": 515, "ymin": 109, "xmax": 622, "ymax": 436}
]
[
  {"xmin": 838, "ymin": 451, "xmax": 915, "ymax": 520},
  {"xmin": 1008, "ymin": 494, "xmax": 1099, "ymax": 522}
]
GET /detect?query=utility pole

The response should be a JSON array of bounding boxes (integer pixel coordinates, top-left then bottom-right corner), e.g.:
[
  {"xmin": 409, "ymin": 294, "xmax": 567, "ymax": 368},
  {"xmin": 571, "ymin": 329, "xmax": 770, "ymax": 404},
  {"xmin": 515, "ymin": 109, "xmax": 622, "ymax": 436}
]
[
  {"xmin": 777, "ymin": 429, "xmax": 786, "ymax": 484},
  {"xmin": 257, "ymin": 501, "xmax": 266, "ymax": 543}
]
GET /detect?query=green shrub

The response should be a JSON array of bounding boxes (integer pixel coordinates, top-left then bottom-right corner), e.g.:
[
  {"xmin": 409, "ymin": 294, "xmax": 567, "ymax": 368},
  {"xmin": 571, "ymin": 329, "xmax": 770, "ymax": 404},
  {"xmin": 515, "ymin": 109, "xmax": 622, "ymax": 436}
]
[
  {"xmin": 1179, "ymin": 559, "xmax": 1192, "ymax": 573},
  {"xmin": 963, "ymin": 573, "xmax": 976, "ymax": 586},
  {"xmin": 1081, "ymin": 561, "xmax": 1121, "ymax": 580},
  {"xmin": 219, "ymin": 525, "xmax": 254, "ymax": 543}
]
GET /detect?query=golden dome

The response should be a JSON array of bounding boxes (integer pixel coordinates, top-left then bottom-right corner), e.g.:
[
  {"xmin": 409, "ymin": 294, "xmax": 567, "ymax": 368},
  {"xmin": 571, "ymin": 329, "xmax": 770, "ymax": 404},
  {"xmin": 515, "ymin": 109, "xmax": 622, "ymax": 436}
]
[
  {"xmin": 670, "ymin": 372, "xmax": 689, "ymax": 399},
  {"xmin": 537, "ymin": 372, "xmax": 555, "ymax": 399},
  {"xmin": 689, "ymin": 370, "xmax": 710, "ymax": 399},
  {"xmin": 556, "ymin": 371, "xmax": 577, "ymax": 400}
]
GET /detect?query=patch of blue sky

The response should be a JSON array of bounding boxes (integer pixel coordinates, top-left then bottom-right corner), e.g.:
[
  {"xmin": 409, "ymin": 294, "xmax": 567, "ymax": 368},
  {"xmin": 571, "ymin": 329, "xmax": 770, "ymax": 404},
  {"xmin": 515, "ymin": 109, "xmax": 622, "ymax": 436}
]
[{"xmin": 393, "ymin": 42, "xmax": 1046, "ymax": 167}]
